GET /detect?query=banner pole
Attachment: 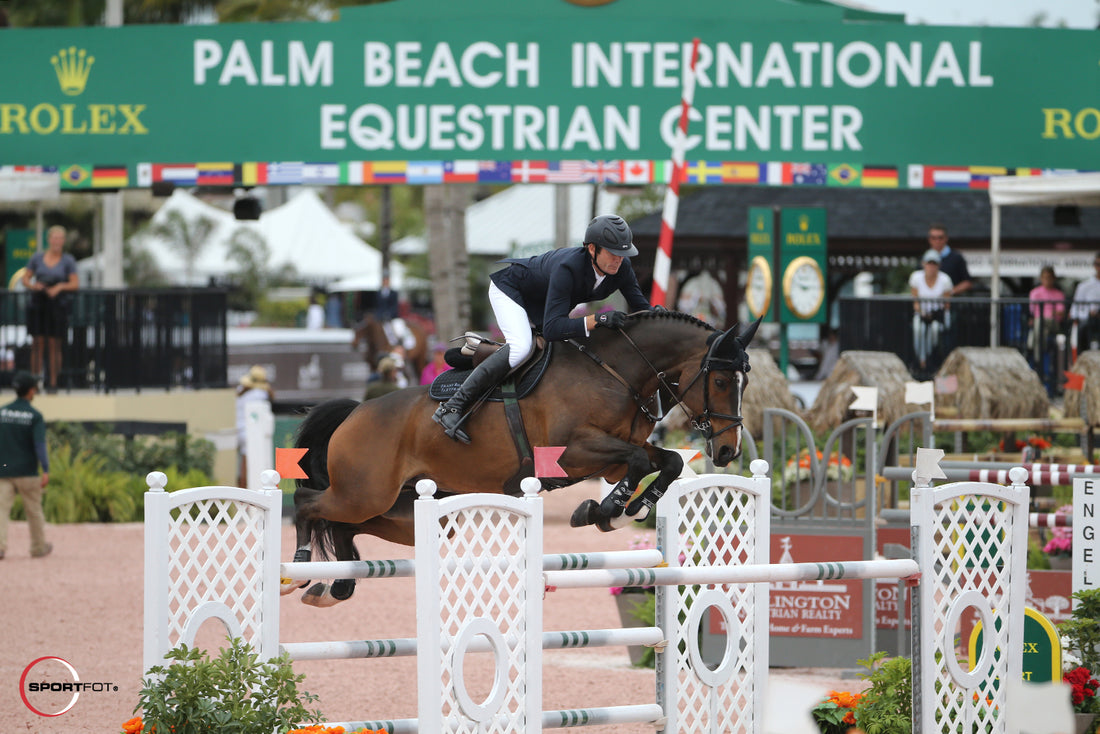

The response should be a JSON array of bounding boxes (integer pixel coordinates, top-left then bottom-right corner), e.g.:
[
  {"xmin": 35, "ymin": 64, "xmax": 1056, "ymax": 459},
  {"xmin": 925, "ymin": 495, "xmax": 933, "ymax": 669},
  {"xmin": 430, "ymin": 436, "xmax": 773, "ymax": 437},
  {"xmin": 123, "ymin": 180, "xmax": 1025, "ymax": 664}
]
[{"xmin": 650, "ymin": 37, "xmax": 700, "ymax": 307}]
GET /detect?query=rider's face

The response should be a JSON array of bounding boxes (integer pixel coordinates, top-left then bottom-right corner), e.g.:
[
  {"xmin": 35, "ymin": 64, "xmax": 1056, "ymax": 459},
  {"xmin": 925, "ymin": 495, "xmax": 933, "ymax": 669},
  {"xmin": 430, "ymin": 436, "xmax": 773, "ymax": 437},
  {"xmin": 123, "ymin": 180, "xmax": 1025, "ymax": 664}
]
[{"xmin": 590, "ymin": 245, "xmax": 624, "ymax": 275}]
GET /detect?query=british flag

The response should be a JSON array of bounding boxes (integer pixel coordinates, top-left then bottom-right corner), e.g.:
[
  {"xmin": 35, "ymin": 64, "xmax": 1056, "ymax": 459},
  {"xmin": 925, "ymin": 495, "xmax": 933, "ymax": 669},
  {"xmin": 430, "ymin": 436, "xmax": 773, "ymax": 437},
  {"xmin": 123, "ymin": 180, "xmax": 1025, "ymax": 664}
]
[{"xmin": 582, "ymin": 160, "xmax": 622, "ymax": 183}]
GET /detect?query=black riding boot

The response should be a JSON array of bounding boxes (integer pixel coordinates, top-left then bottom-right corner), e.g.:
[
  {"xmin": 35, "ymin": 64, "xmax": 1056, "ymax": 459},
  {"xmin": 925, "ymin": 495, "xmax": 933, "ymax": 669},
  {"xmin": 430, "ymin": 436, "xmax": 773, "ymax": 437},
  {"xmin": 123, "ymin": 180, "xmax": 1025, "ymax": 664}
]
[{"xmin": 432, "ymin": 345, "xmax": 512, "ymax": 444}]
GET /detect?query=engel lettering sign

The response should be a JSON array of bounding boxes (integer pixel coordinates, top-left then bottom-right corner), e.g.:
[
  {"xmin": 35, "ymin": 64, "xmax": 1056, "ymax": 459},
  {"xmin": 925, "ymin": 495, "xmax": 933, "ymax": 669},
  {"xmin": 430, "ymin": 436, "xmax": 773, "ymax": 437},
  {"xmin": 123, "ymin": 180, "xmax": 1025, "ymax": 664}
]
[
  {"xmin": 1073, "ymin": 479, "xmax": 1097, "ymax": 599},
  {"xmin": 0, "ymin": 0, "xmax": 1098, "ymax": 174}
]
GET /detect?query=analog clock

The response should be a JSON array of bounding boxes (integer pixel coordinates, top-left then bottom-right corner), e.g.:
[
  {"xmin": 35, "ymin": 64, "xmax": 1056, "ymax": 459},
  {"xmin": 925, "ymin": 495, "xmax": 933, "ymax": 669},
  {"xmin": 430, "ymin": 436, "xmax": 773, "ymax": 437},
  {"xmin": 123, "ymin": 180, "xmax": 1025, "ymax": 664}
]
[
  {"xmin": 782, "ymin": 256, "xmax": 825, "ymax": 320},
  {"xmin": 745, "ymin": 256, "xmax": 772, "ymax": 319}
]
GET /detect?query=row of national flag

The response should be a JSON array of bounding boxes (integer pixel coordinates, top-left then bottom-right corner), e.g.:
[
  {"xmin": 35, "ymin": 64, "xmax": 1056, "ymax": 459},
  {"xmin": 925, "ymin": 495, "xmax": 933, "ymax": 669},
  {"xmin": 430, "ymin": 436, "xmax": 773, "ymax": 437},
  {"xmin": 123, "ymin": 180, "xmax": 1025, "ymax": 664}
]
[{"xmin": 0, "ymin": 161, "xmax": 1076, "ymax": 190}]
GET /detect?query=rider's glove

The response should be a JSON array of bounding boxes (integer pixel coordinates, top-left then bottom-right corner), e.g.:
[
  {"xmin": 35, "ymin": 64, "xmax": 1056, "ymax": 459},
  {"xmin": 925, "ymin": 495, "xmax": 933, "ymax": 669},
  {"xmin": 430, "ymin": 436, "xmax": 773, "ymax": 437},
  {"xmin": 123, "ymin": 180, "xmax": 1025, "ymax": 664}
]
[
  {"xmin": 595, "ymin": 311, "xmax": 627, "ymax": 329},
  {"xmin": 652, "ymin": 304, "xmax": 669, "ymax": 313}
]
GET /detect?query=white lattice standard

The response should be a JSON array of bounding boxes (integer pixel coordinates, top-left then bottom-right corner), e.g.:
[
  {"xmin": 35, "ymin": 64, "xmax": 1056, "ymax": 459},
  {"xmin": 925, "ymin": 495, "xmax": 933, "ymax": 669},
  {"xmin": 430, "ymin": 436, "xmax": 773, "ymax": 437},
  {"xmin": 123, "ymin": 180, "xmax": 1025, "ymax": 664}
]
[
  {"xmin": 415, "ymin": 479, "xmax": 543, "ymax": 734},
  {"xmin": 143, "ymin": 470, "xmax": 283, "ymax": 672},
  {"xmin": 912, "ymin": 471, "xmax": 1029, "ymax": 734},
  {"xmin": 656, "ymin": 462, "xmax": 772, "ymax": 734}
]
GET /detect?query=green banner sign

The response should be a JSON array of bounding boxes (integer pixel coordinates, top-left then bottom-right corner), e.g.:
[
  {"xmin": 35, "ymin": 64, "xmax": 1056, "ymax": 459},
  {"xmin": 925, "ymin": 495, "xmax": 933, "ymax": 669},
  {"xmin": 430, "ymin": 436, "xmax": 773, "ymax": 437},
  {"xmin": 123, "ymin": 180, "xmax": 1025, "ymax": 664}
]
[
  {"xmin": 4, "ymin": 229, "xmax": 36, "ymax": 289},
  {"xmin": 778, "ymin": 207, "xmax": 827, "ymax": 324},
  {"xmin": 745, "ymin": 206, "xmax": 774, "ymax": 321},
  {"xmin": 1, "ymin": 0, "xmax": 1098, "ymax": 186},
  {"xmin": 970, "ymin": 607, "xmax": 1062, "ymax": 684}
]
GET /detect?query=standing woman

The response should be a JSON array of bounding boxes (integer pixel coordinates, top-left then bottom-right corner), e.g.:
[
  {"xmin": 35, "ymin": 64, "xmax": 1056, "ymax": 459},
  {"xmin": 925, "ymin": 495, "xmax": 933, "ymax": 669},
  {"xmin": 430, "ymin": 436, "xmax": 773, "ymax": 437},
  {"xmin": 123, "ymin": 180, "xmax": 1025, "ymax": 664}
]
[
  {"xmin": 909, "ymin": 249, "xmax": 954, "ymax": 374},
  {"xmin": 22, "ymin": 226, "xmax": 79, "ymax": 393}
]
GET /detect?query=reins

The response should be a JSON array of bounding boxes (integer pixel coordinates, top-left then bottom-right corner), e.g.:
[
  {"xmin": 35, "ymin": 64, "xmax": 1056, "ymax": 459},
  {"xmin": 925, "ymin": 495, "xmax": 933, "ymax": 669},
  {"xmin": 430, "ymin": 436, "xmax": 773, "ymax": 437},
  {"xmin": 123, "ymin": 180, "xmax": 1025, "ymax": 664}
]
[{"xmin": 566, "ymin": 320, "xmax": 745, "ymax": 440}]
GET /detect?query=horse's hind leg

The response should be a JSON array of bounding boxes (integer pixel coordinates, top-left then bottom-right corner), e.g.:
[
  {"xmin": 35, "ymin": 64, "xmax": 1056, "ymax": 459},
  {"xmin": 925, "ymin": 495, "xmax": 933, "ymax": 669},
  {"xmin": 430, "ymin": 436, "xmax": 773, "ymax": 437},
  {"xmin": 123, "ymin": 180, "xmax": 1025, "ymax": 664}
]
[
  {"xmin": 300, "ymin": 525, "xmax": 360, "ymax": 608},
  {"xmin": 281, "ymin": 485, "xmax": 324, "ymax": 596}
]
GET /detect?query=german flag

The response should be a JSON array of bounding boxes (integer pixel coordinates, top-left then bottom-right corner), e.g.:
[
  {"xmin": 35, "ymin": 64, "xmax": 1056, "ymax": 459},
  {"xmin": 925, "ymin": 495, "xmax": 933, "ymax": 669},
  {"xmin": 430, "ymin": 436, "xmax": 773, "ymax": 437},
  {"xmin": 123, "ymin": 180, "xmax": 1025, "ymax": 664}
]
[
  {"xmin": 92, "ymin": 165, "xmax": 128, "ymax": 188},
  {"xmin": 862, "ymin": 165, "xmax": 899, "ymax": 188}
]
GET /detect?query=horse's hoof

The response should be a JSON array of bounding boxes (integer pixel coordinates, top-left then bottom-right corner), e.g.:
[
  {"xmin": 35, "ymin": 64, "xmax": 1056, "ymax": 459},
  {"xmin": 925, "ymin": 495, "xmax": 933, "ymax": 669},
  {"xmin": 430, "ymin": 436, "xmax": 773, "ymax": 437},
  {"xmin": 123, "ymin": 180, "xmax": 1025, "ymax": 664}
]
[
  {"xmin": 330, "ymin": 579, "xmax": 355, "ymax": 601},
  {"xmin": 300, "ymin": 582, "xmax": 343, "ymax": 608},
  {"xmin": 570, "ymin": 499, "xmax": 600, "ymax": 528},
  {"xmin": 280, "ymin": 578, "xmax": 309, "ymax": 596},
  {"xmin": 596, "ymin": 514, "xmax": 635, "ymax": 533}
]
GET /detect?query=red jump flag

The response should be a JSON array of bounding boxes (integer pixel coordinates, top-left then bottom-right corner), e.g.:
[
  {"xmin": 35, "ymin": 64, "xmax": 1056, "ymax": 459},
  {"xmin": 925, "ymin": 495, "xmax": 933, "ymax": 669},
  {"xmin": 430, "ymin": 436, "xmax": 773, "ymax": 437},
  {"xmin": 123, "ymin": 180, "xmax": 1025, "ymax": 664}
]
[
  {"xmin": 276, "ymin": 447, "xmax": 309, "ymax": 480},
  {"xmin": 1064, "ymin": 371, "xmax": 1086, "ymax": 391},
  {"xmin": 534, "ymin": 446, "xmax": 568, "ymax": 478}
]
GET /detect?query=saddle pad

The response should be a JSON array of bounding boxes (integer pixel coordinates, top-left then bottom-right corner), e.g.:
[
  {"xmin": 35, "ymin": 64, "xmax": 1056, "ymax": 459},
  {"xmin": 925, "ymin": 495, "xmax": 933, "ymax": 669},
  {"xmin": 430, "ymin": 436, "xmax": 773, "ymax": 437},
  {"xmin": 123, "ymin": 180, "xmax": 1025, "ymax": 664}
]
[{"xmin": 428, "ymin": 342, "xmax": 553, "ymax": 402}]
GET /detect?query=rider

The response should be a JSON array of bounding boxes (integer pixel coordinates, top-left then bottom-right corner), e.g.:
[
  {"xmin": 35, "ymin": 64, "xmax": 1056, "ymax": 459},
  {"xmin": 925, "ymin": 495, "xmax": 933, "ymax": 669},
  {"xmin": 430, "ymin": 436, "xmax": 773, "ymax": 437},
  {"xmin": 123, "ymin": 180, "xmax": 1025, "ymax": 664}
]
[{"xmin": 433, "ymin": 214, "xmax": 653, "ymax": 444}]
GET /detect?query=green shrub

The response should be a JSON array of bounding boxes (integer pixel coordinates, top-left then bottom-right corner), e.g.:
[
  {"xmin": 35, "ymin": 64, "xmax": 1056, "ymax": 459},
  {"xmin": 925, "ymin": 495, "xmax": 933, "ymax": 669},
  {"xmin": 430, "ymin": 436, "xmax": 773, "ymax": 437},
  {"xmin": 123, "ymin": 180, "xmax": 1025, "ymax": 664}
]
[
  {"xmin": 852, "ymin": 651, "xmax": 912, "ymax": 734},
  {"xmin": 136, "ymin": 638, "xmax": 321, "ymax": 734},
  {"xmin": 49, "ymin": 422, "xmax": 215, "ymax": 479},
  {"xmin": 1059, "ymin": 589, "xmax": 1100, "ymax": 674}
]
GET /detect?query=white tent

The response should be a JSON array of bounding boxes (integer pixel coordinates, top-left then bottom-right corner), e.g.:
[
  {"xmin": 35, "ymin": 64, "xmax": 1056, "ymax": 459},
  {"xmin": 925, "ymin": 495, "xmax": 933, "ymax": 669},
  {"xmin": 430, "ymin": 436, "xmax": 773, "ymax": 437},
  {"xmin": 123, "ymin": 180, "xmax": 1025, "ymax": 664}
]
[
  {"xmin": 987, "ymin": 172, "xmax": 1100, "ymax": 343},
  {"xmin": 134, "ymin": 188, "xmax": 385, "ymax": 286},
  {"xmin": 387, "ymin": 183, "xmax": 621, "ymax": 257}
]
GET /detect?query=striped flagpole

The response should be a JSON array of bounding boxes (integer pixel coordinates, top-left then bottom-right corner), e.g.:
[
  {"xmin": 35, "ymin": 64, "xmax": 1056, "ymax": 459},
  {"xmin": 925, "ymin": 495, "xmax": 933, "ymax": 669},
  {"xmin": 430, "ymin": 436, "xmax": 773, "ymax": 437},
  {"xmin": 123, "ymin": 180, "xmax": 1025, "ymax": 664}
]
[{"xmin": 651, "ymin": 37, "xmax": 700, "ymax": 307}]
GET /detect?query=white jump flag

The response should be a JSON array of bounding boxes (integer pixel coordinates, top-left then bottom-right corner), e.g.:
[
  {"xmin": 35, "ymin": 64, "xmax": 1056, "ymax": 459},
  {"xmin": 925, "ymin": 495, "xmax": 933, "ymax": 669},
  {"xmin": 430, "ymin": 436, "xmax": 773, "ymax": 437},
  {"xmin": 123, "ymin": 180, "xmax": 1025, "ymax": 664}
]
[
  {"xmin": 905, "ymin": 380, "xmax": 935, "ymax": 420},
  {"xmin": 673, "ymin": 448, "xmax": 702, "ymax": 478},
  {"xmin": 850, "ymin": 386, "xmax": 879, "ymax": 426},
  {"xmin": 913, "ymin": 447, "xmax": 947, "ymax": 487}
]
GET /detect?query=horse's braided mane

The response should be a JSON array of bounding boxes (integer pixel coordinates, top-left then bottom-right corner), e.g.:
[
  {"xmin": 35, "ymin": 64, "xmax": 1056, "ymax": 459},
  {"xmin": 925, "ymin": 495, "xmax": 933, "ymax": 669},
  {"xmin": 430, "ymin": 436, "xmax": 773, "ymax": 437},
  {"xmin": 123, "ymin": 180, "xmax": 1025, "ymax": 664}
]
[{"xmin": 627, "ymin": 309, "xmax": 718, "ymax": 332}]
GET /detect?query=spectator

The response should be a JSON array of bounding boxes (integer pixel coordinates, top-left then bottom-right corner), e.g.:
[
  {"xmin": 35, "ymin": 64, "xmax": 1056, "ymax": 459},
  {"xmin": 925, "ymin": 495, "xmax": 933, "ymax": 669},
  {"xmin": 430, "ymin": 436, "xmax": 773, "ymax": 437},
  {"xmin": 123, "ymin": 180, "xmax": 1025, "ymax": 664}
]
[
  {"xmin": 420, "ymin": 343, "xmax": 451, "ymax": 385},
  {"xmin": 909, "ymin": 249, "xmax": 954, "ymax": 374},
  {"xmin": 22, "ymin": 225, "xmax": 79, "ymax": 393},
  {"xmin": 926, "ymin": 223, "xmax": 971, "ymax": 296},
  {"xmin": 236, "ymin": 365, "xmax": 273, "ymax": 488},
  {"xmin": 305, "ymin": 291, "xmax": 325, "ymax": 330},
  {"xmin": 1029, "ymin": 266, "xmax": 1067, "ymax": 393},
  {"xmin": 0, "ymin": 371, "xmax": 52, "ymax": 560},
  {"xmin": 1071, "ymin": 254, "xmax": 1100, "ymax": 352},
  {"xmin": 364, "ymin": 356, "xmax": 402, "ymax": 400}
]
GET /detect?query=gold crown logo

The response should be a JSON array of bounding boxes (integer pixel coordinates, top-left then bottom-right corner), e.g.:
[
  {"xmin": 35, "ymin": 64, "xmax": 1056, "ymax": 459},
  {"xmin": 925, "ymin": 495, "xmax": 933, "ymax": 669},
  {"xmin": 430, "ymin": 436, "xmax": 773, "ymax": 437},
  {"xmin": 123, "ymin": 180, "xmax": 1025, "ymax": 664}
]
[
  {"xmin": 799, "ymin": 215, "xmax": 810, "ymax": 231},
  {"xmin": 51, "ymin": 46, "xmax": 94, "ymax": 96}
]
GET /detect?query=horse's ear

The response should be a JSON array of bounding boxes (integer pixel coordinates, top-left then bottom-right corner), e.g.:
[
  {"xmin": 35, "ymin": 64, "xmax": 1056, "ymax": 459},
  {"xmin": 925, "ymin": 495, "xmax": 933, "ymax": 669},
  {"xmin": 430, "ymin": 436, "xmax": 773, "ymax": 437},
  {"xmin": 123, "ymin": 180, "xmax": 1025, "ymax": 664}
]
[{"xmin": 734, "ymin": 317, "xmax": 762, "ymax": 349}]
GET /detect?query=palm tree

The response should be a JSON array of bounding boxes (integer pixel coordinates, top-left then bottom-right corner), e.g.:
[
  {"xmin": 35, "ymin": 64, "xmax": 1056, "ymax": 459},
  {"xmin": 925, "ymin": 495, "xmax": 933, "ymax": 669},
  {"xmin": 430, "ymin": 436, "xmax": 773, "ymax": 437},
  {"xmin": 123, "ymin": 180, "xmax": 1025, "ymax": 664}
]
[
  {"xmin": 225, "ymin": 225, "xmax": 270, "ymax": 310},
  {"xmin": 145, "ymin": 210, "xmax": 216, "ymax": 285}
]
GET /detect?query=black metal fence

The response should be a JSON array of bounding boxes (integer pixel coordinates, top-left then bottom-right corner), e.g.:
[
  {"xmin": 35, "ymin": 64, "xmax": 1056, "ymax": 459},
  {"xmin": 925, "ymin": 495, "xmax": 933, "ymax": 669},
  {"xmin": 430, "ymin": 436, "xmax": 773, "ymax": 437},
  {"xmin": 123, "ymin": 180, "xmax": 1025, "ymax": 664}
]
[
  {"xmin": 837, "ymin": 296, "xmax": 1090, "ymax": 395},
  {"xmin": 0, "ymin": 289, "xmax": 228, "ymax": 392}
]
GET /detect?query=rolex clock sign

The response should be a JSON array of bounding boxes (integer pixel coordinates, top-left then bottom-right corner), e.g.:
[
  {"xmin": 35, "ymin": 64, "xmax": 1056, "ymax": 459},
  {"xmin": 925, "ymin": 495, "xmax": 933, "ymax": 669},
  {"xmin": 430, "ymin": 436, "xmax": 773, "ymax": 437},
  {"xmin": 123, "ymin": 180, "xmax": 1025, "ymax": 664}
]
[
  {"xmin": 779, "ymin": 208, "xmax": 827, "ymax": 324},
  {"xmin": 746, "ymin": 207, "xmax": 775, "ymax": 321}
]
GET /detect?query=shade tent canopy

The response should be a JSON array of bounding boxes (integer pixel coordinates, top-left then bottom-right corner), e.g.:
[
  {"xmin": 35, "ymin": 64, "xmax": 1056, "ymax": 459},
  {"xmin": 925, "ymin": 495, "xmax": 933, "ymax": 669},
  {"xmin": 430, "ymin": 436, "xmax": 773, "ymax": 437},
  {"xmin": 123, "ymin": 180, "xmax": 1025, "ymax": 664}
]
[
  {"xmin": 134, "ymin": 188, "xmax": 387, "ymax": 286},
  {"xmin": 388, "ymin": 184, "xmax": 621, "ymax": 257},
  {"xmin": 987, "ymin": 172, "xmax": 1100, "ymax": 344}
]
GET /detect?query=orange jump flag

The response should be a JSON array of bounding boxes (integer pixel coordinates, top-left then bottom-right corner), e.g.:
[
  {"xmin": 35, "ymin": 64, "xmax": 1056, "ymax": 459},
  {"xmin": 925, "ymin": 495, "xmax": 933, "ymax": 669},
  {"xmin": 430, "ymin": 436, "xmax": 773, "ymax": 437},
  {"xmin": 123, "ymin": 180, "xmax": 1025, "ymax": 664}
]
[
  {"xmin": 1064, "ymin": 370, "xmax": 1085, "ymax": 391},
  {"xmin": 534, "ymin": 446, "xmax": 568, "ymax": 478},
  {"xmin": 276, "ymin": 447, "xmax": 309, "ymax": 479}
]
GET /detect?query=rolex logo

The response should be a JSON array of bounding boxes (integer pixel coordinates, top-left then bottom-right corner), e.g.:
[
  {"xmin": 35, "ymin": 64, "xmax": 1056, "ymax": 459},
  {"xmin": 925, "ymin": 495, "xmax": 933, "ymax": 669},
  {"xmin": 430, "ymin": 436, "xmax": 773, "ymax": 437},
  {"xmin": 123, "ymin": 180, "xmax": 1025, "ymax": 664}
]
[{"xmin": 51, "ymin": 46, "xmax": 94, "ymax": 96}]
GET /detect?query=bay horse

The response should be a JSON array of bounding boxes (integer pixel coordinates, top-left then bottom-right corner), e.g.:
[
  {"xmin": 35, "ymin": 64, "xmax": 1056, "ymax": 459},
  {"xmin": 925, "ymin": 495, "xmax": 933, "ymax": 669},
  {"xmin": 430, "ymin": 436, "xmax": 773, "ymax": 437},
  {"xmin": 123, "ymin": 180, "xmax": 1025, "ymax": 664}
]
[
  {"xmin": 352, "ymin": 313, "xmax": 430, "ymax": 379},
  {"xmin": 287, "ymin": 311, "xmax": 759, "ymax": 606}
]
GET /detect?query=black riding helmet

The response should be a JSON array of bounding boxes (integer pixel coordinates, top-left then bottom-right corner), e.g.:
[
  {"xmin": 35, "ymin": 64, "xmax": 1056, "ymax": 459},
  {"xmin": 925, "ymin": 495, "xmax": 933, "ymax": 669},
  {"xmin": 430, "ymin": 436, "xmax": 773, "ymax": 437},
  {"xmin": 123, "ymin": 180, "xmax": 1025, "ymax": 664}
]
[{"xmin": 584, "ymin": 214, "xmax": 638, "ymax": 258}]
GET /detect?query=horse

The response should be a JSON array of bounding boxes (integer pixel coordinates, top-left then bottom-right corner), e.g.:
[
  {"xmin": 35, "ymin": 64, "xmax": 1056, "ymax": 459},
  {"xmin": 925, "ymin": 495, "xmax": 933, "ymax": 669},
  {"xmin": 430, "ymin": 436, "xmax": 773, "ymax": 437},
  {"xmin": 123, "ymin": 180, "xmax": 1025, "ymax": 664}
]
[
  {"xmin": 352, "ymin": 313, "xmax": 430, "ymax": 379},
  {"xmin": 287, "ymin": 311, "xmax": 760, "ymax": 606}
]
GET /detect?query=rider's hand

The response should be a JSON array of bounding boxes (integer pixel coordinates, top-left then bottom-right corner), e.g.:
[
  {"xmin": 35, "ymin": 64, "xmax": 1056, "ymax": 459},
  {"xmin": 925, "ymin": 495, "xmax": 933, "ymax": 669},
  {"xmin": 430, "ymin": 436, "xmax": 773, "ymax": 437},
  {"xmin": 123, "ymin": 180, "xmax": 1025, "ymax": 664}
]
[
  {"xmin": 652, "ymin": 305, "xmax": 668, "ymax": 313},
  {"xmin": 595, "ymin": 311, "xmax": 627, "ymax": 329}
]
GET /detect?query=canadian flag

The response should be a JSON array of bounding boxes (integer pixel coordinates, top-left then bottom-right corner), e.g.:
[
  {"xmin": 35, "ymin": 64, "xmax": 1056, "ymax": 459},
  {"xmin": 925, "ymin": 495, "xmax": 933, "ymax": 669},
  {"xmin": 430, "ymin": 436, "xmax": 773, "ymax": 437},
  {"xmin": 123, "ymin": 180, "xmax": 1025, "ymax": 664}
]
[{"xmin": 622, "ymin": 160, "xmax": 652, "ymax": 184}]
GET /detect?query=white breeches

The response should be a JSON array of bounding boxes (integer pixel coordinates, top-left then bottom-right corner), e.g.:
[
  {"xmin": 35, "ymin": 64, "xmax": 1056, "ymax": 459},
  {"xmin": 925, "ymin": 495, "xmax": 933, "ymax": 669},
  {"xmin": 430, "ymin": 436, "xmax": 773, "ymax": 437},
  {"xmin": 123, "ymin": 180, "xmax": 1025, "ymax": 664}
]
[{"xmin": 489, "ymin": 281, "xmax": 534, "ymax": 368}]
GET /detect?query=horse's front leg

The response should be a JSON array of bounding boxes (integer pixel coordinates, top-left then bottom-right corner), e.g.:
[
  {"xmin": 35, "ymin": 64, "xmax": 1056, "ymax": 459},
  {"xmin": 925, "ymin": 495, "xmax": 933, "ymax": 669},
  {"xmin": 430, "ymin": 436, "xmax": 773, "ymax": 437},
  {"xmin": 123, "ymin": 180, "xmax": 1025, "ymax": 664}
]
[
  {"xmin": 623, "ymin": 444, "xmax": 684, "ymax": 521},
  {"xmin": 567, "ymin": 437, "xmax": 653, "ymax": 532}
]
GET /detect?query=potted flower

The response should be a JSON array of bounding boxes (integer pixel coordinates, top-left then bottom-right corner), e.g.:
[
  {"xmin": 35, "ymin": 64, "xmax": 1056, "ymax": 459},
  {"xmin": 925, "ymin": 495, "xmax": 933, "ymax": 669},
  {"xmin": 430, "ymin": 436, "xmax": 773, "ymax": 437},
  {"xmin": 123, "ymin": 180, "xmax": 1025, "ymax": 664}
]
[
  {"xmin": 1063, "ymin": 666, "xmax": 1099, "ymax": 734},
  {"xmin": 1043, "ymin": 504, "xmax": 1073, "ymax": 570},
  {"xmin": 811, "ymin": 690, "xmax": 863, "ymax": 734},
  {"xmin": 611, "ymin": 535, "xmax": 657, "ymax": 666}
]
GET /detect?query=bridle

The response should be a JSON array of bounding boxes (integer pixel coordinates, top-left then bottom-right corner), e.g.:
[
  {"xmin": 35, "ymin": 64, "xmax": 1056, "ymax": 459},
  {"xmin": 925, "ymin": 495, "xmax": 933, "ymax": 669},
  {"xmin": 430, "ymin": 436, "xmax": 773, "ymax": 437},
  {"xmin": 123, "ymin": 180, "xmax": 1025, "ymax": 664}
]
[{"xmin": 568, "ymin": 325, "xmax": 747, "ymax": 442}]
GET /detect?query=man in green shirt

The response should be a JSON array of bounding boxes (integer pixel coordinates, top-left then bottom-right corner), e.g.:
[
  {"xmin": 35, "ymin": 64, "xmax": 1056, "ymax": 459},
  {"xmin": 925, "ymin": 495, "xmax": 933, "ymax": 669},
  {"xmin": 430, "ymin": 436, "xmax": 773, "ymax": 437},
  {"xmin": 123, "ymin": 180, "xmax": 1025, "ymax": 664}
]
[{"xmin": 0, "ymin": 371, "xmax": 51, "ymax": 559}]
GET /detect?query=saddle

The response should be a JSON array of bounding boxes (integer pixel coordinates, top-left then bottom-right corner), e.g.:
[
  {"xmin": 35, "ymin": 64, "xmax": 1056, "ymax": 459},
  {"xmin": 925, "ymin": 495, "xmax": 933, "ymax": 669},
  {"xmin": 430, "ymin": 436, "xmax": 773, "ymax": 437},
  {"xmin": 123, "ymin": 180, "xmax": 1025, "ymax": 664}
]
[{"xmin": 427, "ymin": 334, "xmax": 553, "ymax": 402}]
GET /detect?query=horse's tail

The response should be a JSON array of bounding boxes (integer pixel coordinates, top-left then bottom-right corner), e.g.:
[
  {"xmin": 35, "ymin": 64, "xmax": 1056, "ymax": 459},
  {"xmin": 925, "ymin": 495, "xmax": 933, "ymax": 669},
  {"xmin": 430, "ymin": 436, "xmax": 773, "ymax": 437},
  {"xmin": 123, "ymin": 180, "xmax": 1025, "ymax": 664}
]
[{"xmin": 294, "ymin": 398, "xmax": 359, "ymax": 561}]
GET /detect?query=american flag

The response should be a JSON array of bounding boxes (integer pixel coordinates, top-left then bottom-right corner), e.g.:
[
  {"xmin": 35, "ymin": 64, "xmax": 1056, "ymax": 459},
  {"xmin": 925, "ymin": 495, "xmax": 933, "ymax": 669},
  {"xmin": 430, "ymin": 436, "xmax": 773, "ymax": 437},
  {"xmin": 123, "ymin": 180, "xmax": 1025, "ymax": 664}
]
[{"xmin": 545, "ymin": 161, "xmax": 586, "ymax": 183}]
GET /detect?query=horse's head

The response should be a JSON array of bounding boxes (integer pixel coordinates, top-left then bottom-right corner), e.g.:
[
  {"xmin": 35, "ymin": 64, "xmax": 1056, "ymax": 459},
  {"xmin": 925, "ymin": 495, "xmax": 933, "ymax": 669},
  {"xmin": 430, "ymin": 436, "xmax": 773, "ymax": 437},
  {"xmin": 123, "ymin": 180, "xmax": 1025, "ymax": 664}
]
[{"xmin": 681, "ymin": 318, "xmax": 760, "ymax": 466}]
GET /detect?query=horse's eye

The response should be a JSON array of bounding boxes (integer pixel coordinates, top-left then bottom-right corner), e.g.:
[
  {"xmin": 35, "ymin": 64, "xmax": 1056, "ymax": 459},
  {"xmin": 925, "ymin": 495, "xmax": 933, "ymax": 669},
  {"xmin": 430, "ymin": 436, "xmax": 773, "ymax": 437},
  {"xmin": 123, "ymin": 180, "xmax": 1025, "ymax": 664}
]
[{"xmin": 713, "ymin": 376, "xmax": 728, "ymax": 390}]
